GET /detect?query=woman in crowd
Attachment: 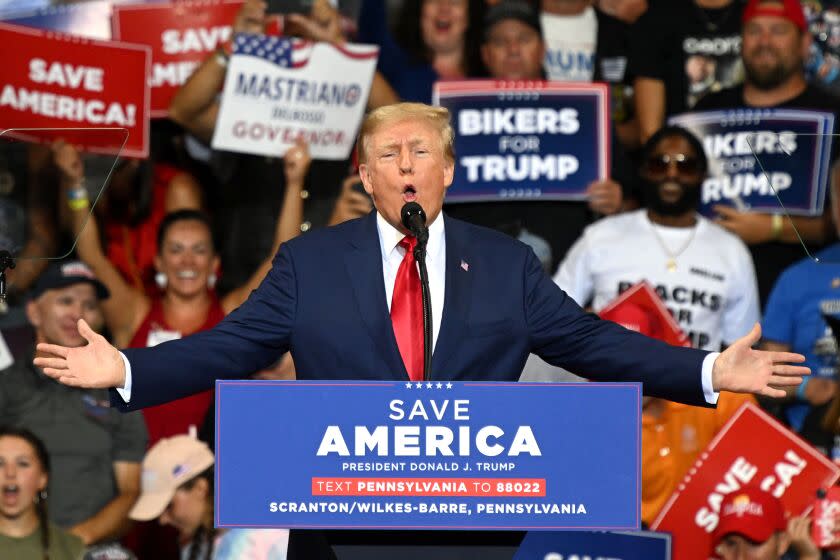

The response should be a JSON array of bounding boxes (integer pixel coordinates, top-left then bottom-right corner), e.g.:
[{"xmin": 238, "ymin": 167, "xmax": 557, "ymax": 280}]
[
  {"xmin": 53, "ymin": 140, "xmax": 309, "ymax": 446},
  {"xmin": 357, "ymin": 0, "xmax": 486, "ymax": 103},
  {"xmin": 0, "ymin": 427, "xmax": 84, "ymax": 560},
  {"xmin": 130, "ymin": 434, "xmax": 287, "ymax": 560}
]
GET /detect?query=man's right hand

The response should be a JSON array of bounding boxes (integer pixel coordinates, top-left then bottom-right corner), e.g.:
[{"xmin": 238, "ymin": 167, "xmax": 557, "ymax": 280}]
[
  {"xmin": 233, "ymin": 0, "xmax": 267, "ymax": 35},
  {"xmin": 34, "ymin": 319, "xmax": 126, "ymax": 389}
]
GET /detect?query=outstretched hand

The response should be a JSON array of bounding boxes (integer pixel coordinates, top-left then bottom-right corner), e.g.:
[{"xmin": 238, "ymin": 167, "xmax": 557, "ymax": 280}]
[
  {"xmin": 34, "ymin": 319, "xmax": 126, "ymax": 389},
  {"xmin": 712, "ymin": 323, "xmax": 809, "ymax": 398}
]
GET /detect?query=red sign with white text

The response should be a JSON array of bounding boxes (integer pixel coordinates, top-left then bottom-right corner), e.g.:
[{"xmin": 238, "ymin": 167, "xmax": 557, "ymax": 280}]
[
  {"xmin": 0, "ymin": 22, "xmax": 150, "ymax": 157},
  {"xmin": 112, "ymin": 1, "xmax": 242, "ymax": 117},
  {"xmin": 651, "ymin": 403, "xmax": 840, "ymax": 559}
]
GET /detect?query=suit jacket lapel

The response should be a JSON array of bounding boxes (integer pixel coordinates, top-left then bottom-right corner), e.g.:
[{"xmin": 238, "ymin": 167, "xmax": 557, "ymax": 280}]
[
  {"xmin": 343, "ymin": 212, "xmax": 408, "ymax": 379},
  {"xmin": 432, "ymin": 215, "xmax": 473, "ymax": 377}
]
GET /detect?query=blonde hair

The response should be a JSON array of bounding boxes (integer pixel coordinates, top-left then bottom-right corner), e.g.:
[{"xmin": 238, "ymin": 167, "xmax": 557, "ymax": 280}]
[{"xmin": 357, "ymin": 102, "xmax": 455, "ymax": 164}]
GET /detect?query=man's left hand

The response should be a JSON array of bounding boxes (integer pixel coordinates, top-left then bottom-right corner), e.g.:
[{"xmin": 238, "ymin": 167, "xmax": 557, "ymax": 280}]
[{"xmin": 712, "ymin": 323, "xmax": 809, "ymax": 397}]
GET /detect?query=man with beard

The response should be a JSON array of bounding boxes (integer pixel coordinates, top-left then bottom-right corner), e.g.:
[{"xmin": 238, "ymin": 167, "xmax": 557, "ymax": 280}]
[
  {"xmin": 694, "ymin": 0, "xmax": 840, "ymax": 305},
  {"xmin": 553, "ymin": 126, "xmax": 760, "ymax": 353}
]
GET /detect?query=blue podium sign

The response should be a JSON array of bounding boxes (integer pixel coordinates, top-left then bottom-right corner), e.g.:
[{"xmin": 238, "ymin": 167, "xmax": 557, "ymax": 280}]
[
  {"xmin": 669, "ymin": 109, "xmax": 835, "ymax": 217},
  {"xmin": 215, "ymin": 380, "xmax": 641, "ymax": 530},
  {"xmin": 433, "ymin": 80, "xmax": 609, "ymax": 203},
  {"xmin": 514, "ymin": 530, "xmax": 670, "ymax": 559}
]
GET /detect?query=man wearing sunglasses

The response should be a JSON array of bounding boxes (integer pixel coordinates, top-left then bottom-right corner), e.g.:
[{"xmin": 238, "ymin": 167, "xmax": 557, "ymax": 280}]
[
  {"xmin": 694, "ymin": 0, "xmax": 840, "ymax": 306},
  {"xmin": 554, "ymin": 125, "xmax": 760, "ymax": 353}
]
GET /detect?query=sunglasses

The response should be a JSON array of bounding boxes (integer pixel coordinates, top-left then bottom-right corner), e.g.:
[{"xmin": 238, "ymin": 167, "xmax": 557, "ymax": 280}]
[{"xmin": 644, "ymin": 153, "xmax": 702, "ymax": 177}]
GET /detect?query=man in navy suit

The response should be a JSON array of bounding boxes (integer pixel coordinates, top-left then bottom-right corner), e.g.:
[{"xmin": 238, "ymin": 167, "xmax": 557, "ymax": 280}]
[{"xmin": 36, "ymin": 103, "xmax": 807, "ymax": 411}]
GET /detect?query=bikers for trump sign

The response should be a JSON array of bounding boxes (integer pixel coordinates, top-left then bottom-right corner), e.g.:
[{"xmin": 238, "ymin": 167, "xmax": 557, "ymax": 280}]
[
  {"xmin": 0, "ymin": 22, "xmax": 150, "ymax": 157},
  {"xmin": 669, "ymin": 109, "xmax": 835, "ymax": 217},
  {"xmin": 433, "ymin": 80, "xmax": 609, "ymax": 203},
  {"xmin": 211, "ymin": 33, "xmax": 378, "ymax": 160},
  {"xmin": 215, "ymin": 380, "xmax": 641, "ymax": 530},
  {"xmin": 113, "ymin": 1, "xmax": 243, "ymax": 118}
]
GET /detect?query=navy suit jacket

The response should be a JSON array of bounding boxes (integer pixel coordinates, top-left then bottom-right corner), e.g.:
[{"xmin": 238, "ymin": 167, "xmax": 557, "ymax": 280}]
[{"xmin": 115, "ymin": 212, "xmax": 711, "ymax": 411}]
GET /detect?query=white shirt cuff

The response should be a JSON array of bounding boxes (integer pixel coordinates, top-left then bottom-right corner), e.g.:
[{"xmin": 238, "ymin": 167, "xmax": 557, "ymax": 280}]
[
  {"xmin": 115, "ymin": 352, "xmax": 132, "ymax": 403},
  {"xmin": 702, "ymin": 352, "xmax": 720, "ymax": 405}
]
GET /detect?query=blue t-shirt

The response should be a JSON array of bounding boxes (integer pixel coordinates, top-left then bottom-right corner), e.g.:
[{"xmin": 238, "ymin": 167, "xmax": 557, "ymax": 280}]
[{"xmin": 763, "ymin": 243, "xmax": 840, "ymax": 379}]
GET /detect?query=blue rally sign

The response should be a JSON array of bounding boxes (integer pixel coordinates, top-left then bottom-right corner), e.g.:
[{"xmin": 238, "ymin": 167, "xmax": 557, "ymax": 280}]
[
  {"xmin": 669, "ymin": 109, "xmax": 835, "ymax": 217},
  {"xmin": 433, "ymin": 80, "xmax": 609, "ymax": 203},
  {"xmin": 513, "ymin": 530, "xmax": 670, "ymax": 560},
  {"xmin": 215, "ymin": 380, "xmax": 641, "ymax": 530}
]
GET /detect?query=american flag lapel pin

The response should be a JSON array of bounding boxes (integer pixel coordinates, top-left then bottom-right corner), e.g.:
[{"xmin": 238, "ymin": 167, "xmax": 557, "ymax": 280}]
[{"xmin": 460, "ymin": 260, "xmax": 469, "ymax": 272}]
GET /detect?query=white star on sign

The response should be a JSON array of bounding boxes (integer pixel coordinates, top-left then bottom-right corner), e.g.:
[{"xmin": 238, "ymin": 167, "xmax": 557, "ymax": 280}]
[
  {"xmin": 426, "ymin": 382, "xmax": 433, "ymax": 389},
  {"xmin": 445, "ymin": 382, "xmax": 453, "ymax": 389},
  {"xmin": 415, "ymin": 382, "xmax": 422, "ymax": 389},
  {"xmin": 436, "ymin": 382, "xmax": 443, "ymax": 389},
  {"xmin": 405, "ymin": 382, "xmax": 412, "ymax": 389}
]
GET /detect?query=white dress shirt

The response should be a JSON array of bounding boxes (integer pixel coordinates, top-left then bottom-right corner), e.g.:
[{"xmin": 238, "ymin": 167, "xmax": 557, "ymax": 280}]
[{"xmin": 118, "ymin": 212, "xmax": 719, "ymax": 404}]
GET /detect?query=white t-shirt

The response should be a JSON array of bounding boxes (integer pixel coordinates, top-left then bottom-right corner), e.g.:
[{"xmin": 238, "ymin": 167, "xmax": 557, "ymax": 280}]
[
  {"xmin": 553, "ymin": 209, "xmax": 760, "ymax": 350},
  {"xmin": 541, "ymin": 8, "xmax": 597, "ymax": 82}
]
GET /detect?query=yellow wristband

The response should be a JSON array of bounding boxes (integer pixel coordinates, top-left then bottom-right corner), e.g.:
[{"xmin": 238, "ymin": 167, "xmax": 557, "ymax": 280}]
[
  {"xmin": 770, "ymin": 214, "xmax": 783, "ymax": 240},
  {"xmin": 68, "ymin": 198, "xmax": 89, "ymax": 211}
]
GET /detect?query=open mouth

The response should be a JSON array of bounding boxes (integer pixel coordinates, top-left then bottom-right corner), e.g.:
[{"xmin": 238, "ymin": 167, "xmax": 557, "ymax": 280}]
[
  {"xmin": 2, "ymin": 484, "xmax": 20, "ymax": 505},
  {"xmin": 175, "ymin": 270, "xmax": 198, "ymax": 280},
  {"xmin": 402, "ymin": 185, "xmax": 417, "ymax": 202},
  {"xmin": 434, "ymin": 19, "xmax": 452, "ymax": 32}
]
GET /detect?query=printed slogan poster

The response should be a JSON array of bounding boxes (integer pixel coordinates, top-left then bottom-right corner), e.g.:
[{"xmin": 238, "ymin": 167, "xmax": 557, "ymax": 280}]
[
  {"xmin": 669, "ymin": 109, "xmax": 835, "ymax": 217},
  {"xmin": 652, "ymin": 403, "xmax": 840, "ymax": 560},
  {"xmin": 113, "ymin": 1, "xmax": 243, "ymax": 117},
  {"xmin": 215, "ymin": 380, "xmax": 641, "ymax": 530},
  {"xmin": 212, "ymin": 32, "xmax": 378, "ymax": 160},
  {"xmin": 0, "ymin": 22, "xmax": 150, "ymax": 157},
  {"xmin": 433, "ymin": 80, "xmax": 609, "ymax": 203}
]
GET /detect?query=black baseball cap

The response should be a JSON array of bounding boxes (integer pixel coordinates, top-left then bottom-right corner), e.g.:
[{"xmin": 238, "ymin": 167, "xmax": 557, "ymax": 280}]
[
  {"xmin": 30, "ymin": 261, "xmax": 110, "ymax": 300},
  {"xmin": 483, "ymin": 1, "xmax": 542, "ymax": 41}
]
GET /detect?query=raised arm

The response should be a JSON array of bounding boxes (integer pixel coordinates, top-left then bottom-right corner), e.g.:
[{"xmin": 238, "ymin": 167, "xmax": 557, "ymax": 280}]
[
  {"xmin": 169, "ymin": 0, "xmax": 267, "ymax": 142},
  {"xmin": 52, "ymin": 142, "xmax": 148, "ymax": 346},
  {"xmin": 222, "ymin": 140, "xmax": 310, "ymax": 313}
]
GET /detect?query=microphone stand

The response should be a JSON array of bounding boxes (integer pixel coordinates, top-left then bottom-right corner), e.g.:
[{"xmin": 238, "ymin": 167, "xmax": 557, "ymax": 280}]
[{"xmin": 413, "ymin": 238, "xmax": 432, "ymax": 381}]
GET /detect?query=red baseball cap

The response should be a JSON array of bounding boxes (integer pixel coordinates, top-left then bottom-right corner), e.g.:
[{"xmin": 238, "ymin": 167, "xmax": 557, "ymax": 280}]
[
  {"xmin": 713, "ymin": 486, "xmax": 787, "ymax": 547},
  {"xmin": 742, "ymin": 0, "xmax": 807, "ymax": 32}
]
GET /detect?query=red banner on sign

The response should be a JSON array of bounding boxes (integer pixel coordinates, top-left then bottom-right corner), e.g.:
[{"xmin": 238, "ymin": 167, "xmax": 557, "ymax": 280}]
[
  {"xmin": 651, "ymin": 402, "xmax": 840, "ymax": 559},
  {"xmin": 112, "ymin": 1, "xmax": 243, "ymax": 118},
  {"xmin": 0, "ymin": 22, "xmax": 150, "ymax": 157}
]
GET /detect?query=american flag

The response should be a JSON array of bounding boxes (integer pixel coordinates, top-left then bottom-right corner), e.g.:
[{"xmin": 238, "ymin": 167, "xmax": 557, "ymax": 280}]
[{"xmin": 232, "ymin": 33, "xmax": 312, "ymax": 68}]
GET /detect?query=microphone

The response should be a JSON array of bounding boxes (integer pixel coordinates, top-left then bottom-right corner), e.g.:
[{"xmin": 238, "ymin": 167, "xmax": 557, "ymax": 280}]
[
  {"xmin": 400, "ymin": 202, "xmax": 429, "ymax": 247},
  {"xmin": 400, "ymin": 202, "xmax": 432, "ymax": 381}
]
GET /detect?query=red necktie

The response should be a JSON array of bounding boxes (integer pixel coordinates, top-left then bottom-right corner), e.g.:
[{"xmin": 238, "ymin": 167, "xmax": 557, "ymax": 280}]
[{"xmin": 391, "ymin": 236, "xmax": 424, "ymax": 381}]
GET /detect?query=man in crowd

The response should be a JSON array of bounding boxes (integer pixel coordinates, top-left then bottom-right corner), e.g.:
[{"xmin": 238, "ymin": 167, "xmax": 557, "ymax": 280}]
[
  {"xmin": 0, "ymin": 261, "xmax": 147, "ymax": 546},
  {"xmin": 694, "ymin": 0, "xmax": 840, "ymax": 304},
  {"xmin": 445, "ymin": 0, "xmax": 629, "ymax": 269},
  {"xmin": 713, "ymin": 487, "xmax": 820, "ymax": 560},
  {"xmin": 555, "ymin": 125, "xmax": 760, "ymax": 352}
]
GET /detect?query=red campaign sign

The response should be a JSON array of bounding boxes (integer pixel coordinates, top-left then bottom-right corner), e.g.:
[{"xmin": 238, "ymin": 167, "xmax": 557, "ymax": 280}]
[
  {"xmin": 598, "ymin": 280, "xmax": 690, "ymax": 347},
  {"xmin": 112, "ymin": 1, "xmax": 243, "ymax": 118},
  {"xmin": 651, "ymin": 403, "xmax": 840, "ymax": 559},
  {"xmin": 0, "ymin": 22, "xmax": 150, "ymax": 158},
  {"xmin": 813, "ymin": 486, "xmax": 840, "ymax": 548}
]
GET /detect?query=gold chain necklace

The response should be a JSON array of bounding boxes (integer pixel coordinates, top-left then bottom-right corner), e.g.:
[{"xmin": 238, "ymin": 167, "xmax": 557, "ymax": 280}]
[{"xmin": 648, "ymin": 219, "xmax": 698, "ymax": 272}]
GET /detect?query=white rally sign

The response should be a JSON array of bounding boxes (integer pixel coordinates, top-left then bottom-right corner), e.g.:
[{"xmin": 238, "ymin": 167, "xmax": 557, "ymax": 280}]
[{"xmin": 212, "ymin": 33, "xmax": 378, "ymax": 160}]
